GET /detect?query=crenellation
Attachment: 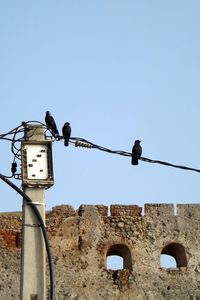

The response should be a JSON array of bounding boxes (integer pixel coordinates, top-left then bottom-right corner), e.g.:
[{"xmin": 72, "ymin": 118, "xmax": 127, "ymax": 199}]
[
  {"xmin": 176, "ymin": 204, "xmax": 200, "ymax": 219},
  {"xmin": 110, "ymin": 205, "xmax": 142, "ymax": 217},
  {"xmin": 50, "ymin": 204, "xmax": 76, "ymax": 217},
  {"xmin": 46, "ymin": 205, "xmax": 77, "ymax": 234},
  {"xmin": 144, "ymin": 203, "xmax": 174, "ymax": 218},
  {"xmin": 78, "ymin": 204, "xmax": 99, "ymax": 216}
]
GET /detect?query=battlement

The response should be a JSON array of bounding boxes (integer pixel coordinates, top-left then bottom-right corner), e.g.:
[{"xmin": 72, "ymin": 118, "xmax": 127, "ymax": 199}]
[
  {"xmin": 0, "ymin": 204, "xmax": 199, "ymax": 226},
  {"xmin": 75, "ymin": 203, "xmax": 200, "ymax": 219},
  {"xmin": 0, "ymin": 203, "xmax": 200, "ymax": 299}
]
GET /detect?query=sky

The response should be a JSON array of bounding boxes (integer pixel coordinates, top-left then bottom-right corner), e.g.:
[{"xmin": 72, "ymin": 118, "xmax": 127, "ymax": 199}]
[{"xmin": 0, "ymin": 1, "xmax": 200, "ymax": 214}]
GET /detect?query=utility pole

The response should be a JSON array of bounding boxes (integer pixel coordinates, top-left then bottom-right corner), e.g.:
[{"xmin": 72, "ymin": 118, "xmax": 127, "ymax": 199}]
[{"xmin": 20, "ymin": 125, "xmax": 54, "ymax": 300}]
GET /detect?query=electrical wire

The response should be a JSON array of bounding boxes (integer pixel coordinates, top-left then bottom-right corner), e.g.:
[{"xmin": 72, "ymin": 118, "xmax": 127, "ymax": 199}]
[
  {"xmin": 0, "ymin": 120, "xmax": 54, "ymax": 178},
  {"xmin": 140, "ymin": 156, "xmax": 200, "ymax": 173},
  {"xmin": 1, "ymin": 120, "xmax": 200, "ymax": 174},
  {"xmin": 69, "ymin": 137, "xmax": 200, "ymax": 173},
  {"xmin": 0, "ymin": 173, "xmax": 54, "ymax": 300},
  {"xmin": 0, "ymin": 124, "xmax": 22, "ymax": 139}
]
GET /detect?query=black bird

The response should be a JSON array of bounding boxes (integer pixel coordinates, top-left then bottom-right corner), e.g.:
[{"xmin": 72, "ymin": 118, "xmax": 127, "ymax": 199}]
[
  {"xmin": 131, "ymin": 140, "xmax": 142, "ymax": 165},
  {"xmin": 62, "ymin": 122, "xmax": 71, "ymax": 146},
  {"xmin": 45, "ymin": 111, "xmax": 59, "ymax": 137}
]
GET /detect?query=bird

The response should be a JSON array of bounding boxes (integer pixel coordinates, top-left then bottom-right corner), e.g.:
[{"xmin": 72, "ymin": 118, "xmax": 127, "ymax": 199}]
[
  {"xmin": 45, "ymin": 111, "xmax": 59, "ymax": 137},
  {"xmin": 131, "ymin": 140, "xmax": 142, "ymax": 165},
  {"xmin": 62, "ymin": 122, "xmax": 71, "ymax": 146}
]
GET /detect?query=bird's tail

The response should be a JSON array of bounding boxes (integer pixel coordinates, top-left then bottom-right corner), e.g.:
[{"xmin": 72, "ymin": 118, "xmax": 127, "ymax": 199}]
[
  {"xmin": 64, "ymin": 139, "xmax": 69, "ymax": 147},
  {"xmin": 131, "ymin": 157, "xmax": 139, "ymax": 165}
]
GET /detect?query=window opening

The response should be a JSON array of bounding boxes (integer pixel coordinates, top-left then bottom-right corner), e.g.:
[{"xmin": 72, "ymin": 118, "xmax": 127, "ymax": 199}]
[
  {"xmin": 161, "ymin": 243, "xmax": 187, "ymax": 268},
  {"xmin": 160, "ymin": 254, "xmax": 177, "ymax": 268},
  {"xmin": 107, "ymin": 255, "xmax": 123, "ymax": 270},
  {"xmin": 106, "ymin": 244, "xmax": 132, "ymax": 270}
]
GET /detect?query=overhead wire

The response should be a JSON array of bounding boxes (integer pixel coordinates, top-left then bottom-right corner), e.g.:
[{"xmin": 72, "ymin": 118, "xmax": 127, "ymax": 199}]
[
  {"xmin": 1, "ymin": 122, "xmax": 200, "ymax": 174},
  {"xmin": 0, "ymin": 121, "xmax": 53, "ymax": 178},
  {"xmin": 69, "ymin": 137, "xmax": 200, "ymax": 173}
]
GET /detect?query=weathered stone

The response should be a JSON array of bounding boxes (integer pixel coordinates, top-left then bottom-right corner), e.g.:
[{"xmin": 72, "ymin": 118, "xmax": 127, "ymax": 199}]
[
  {"xmin": 117, "ymin": 222, "xmax": 124, "ymax": 228},
  {"xmin": 0, "ymin": 203, "xmax": 200, "ymax": 299}
]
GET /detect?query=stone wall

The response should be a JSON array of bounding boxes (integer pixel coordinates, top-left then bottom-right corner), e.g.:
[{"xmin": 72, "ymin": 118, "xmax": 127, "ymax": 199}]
[{"xmin": 0, "ymin": 204, "xmax": 200, "ymax": 299}]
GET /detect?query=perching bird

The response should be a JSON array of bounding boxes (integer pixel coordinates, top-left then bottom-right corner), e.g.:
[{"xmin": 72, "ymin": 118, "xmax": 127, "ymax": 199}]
[
  {"xmin": 62, "ymin": 122, "xmax": 71, "ymax": 146},
  {"xmin": 131, "ymin": 140, "xmax": 142, "ymax": 165},
  {"xmin": 45, "ymin": 111, "xmax": 59, "ymax": 137}
]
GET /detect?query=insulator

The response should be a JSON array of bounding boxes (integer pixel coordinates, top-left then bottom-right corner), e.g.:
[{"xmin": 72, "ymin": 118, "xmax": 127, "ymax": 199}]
[{"xmin": 75, "ymin": 140, "xmax": 93, "ymax": 149}]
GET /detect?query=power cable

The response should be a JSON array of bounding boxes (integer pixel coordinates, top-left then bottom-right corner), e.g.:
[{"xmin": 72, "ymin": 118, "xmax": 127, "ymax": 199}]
[
  {"xmin": 70, "ymin": 137, "xmax": 200, "ymax": 173},
  {"xmin": 0, "ymin": 173, "xmax": 54, "ymax": 300}
]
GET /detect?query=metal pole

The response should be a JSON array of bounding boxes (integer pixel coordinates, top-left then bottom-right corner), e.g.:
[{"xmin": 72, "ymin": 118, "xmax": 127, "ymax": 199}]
[{"xmin": 20, "ymin": 126, "xmax": 46, "ymax": 300}]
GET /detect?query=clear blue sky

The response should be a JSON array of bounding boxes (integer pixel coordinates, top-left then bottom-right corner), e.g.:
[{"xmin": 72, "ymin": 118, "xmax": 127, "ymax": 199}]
[{"xmin": 0, "ymin": 1, "xmax": 200, "ymax": 212}]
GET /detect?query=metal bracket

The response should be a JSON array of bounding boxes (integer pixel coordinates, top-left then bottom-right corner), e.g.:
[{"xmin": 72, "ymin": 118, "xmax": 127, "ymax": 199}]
[
  {"xmin": 26, "ymin": 202, "xmax": 45, "ymax": 206},
  {"xmin": 23, "ymin": 223, "xmax": 41, "ymax": 228}
]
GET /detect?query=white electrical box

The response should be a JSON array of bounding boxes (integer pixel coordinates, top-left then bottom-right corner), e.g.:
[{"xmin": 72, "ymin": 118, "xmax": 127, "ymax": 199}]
[
  {"xmin": 26, "ymin": 144, "xmax": 48, "ymax": 180},
  {"xmin": 21, "ymin": 141, "xmax": 54, "ymax": 187}
]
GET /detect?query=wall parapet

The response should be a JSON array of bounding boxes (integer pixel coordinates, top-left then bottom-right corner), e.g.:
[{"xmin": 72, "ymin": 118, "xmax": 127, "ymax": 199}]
[
  {"xmin": 75, "ymin": 203, "xmax": 200, "ymax": 219},
  {"xmin": 0, "ymin": 204, "xmax": 200, "ymax": 220}
]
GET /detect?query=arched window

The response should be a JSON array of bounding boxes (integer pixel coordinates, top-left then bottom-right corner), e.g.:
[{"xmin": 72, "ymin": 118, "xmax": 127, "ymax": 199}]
[
  {"xmin": 106, "ymin": 244, "xmax": 132, "ymax": 270},
  {"xmin": 160, "ymin": 243, "xmax": 187, "ymax": 268}
]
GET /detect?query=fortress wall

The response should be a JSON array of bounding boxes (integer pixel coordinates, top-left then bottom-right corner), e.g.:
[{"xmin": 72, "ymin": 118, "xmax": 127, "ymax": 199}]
[{"xmin": 0, "ymin": 204, "xmax": 200, "ymax": 299}]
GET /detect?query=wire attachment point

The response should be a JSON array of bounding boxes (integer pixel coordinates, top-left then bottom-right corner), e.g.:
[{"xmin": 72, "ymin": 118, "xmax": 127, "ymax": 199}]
[{"xmin": 75, "ymin": 140, "xmax": 93, "ymax": 149}]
